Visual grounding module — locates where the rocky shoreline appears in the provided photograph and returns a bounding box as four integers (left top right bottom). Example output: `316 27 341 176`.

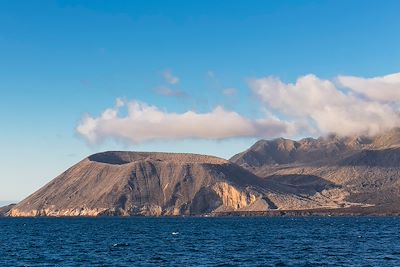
213 206 400 217
3 204 400 218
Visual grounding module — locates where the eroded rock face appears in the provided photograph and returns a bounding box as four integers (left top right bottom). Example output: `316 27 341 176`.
188 182 258 214
212 182 257 210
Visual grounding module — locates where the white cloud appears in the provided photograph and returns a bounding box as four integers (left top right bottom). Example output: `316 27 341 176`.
76 99 294 144
223 87 237 96
336 72 400 102
162 70 179 84
77 72 400 144
250 74 400 137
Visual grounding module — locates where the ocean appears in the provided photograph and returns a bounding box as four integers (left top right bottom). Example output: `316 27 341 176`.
1 217 399 266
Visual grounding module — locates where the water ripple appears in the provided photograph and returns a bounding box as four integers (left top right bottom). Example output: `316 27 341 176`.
0 217 399 266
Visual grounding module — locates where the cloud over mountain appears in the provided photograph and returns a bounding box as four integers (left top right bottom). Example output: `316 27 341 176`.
337 72 400 102
250 73 400 137
77 72 400 144
76 99 294 144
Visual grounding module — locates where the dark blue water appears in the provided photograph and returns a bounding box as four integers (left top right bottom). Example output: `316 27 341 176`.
1 217 399 266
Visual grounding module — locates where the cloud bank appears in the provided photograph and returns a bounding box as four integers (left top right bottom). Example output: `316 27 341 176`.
77 72 400 144
337 72 400 103
77 100 294 144
250 73 400 137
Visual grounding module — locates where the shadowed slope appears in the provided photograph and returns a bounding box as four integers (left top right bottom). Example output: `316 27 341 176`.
0 204 15 216
339 148 400 167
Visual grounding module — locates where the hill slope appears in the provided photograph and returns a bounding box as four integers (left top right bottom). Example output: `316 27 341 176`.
9 151 371 217
9 152 272 216
230 128 400 212
231 128 400 168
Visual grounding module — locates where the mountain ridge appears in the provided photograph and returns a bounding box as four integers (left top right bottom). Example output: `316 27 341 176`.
230 128 400 168
229 128 400 214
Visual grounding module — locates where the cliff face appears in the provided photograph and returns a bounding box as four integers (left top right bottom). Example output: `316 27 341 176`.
9 152 265 217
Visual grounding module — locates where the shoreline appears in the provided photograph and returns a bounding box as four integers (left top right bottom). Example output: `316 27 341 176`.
3 205 400 218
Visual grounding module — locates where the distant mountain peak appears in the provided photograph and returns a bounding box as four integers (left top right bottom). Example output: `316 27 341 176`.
230 128 400 167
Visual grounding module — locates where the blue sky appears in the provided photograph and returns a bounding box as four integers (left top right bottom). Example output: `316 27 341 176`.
1 0 400 202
